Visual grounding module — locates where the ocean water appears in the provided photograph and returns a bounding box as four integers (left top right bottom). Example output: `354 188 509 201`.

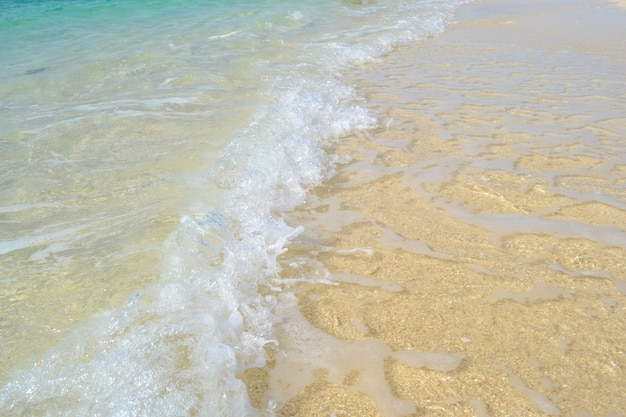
0 0 467 415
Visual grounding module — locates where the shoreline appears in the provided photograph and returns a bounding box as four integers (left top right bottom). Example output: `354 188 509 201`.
254 0 626 416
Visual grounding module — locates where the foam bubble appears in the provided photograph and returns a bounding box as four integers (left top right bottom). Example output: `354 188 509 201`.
0 1 470 415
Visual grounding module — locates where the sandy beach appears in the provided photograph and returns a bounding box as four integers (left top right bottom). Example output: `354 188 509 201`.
0 0 621 414
241 0 626 416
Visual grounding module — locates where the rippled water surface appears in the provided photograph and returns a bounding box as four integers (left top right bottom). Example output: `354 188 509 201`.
0 0 468 415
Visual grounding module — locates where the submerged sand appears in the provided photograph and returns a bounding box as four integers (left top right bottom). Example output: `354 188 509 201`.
246 0 626 416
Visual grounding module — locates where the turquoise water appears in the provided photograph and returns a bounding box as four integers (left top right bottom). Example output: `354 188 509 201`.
0 0 466 415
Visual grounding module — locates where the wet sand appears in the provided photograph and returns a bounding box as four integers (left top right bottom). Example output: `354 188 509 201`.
247 0 626 416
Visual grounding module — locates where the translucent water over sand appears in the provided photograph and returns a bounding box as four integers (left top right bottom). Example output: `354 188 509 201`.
274 0 626 415
2 0 624 415
0 0 468 415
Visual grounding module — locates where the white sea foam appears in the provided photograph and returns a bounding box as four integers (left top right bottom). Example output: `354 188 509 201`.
0 0 468 415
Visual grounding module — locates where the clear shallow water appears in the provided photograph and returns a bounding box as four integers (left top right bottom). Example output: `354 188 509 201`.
0 0 467 415
274 1 626 414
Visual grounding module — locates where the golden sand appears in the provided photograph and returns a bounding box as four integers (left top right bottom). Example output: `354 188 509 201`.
243 0 626 416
